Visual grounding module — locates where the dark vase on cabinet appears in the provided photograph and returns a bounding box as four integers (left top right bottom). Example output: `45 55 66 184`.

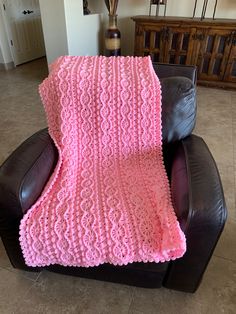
132 16 236 89
105 15 121 56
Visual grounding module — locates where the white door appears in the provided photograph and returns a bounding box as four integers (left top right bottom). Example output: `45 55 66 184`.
2 0 45 65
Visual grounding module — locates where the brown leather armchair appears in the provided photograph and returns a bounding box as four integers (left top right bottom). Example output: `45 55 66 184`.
0 63 227 293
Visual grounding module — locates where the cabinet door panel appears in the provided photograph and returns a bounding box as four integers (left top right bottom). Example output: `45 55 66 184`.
197 29 232 81
188 29 206 66
164 27 196 65
134 24 165 62
224 35 236 83
134 24 145 56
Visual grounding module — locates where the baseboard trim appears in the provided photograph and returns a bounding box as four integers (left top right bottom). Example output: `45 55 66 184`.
0 61 15 71
198 79 236 90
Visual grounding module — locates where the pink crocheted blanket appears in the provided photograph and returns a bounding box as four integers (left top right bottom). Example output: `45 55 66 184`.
19 56 186 267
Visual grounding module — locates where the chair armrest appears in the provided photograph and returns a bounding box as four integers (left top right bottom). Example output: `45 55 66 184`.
164 135 227 293
0 128 58 218
0 129 57 269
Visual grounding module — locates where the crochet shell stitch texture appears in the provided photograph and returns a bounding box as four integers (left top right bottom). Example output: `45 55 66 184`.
19 56 186 267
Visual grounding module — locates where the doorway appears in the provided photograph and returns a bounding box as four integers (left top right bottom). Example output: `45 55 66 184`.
1 0 45 66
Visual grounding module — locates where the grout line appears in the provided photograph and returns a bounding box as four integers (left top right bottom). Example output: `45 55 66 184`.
20 279 38 301
0 265 8 271
127 287 135 314
0 263 41 283
213 253 236 264
35 271 43 282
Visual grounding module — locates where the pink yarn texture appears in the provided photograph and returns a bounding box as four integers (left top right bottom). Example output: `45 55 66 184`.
19 56 186 267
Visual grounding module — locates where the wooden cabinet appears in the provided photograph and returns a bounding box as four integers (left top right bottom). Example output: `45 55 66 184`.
196 29 233 82
224 33 236 83
132 16 236 89
165 26 196 65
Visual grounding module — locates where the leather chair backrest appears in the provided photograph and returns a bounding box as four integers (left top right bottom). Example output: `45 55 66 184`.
160 76 196 145
153 62 197 83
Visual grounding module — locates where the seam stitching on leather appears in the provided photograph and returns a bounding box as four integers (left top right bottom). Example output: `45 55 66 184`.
181 138 194 234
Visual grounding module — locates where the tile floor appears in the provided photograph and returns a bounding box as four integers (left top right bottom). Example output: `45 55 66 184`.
0 58 236 314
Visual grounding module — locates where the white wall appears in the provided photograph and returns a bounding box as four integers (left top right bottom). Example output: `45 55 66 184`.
64 0 101 56
2 0 235 65
39 0 101 65
39 0 68 65
90 0 236 56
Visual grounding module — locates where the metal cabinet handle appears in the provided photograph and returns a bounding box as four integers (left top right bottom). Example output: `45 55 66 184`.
161 27 170 41
225 31 236 46
22 9 34 15
231 31 236 46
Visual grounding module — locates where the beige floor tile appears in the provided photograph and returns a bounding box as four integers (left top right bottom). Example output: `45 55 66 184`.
0 58 47 163
194 89 233 166
17 271 133 314
231 92 236 104
195 256 236 314
129 288 207 314
197 87 232 106
214 219 236 263
195 98 232 131
129 256 236 314
0 240 41 282
0 239 12 269
217 165 236 222
0 267 35 314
